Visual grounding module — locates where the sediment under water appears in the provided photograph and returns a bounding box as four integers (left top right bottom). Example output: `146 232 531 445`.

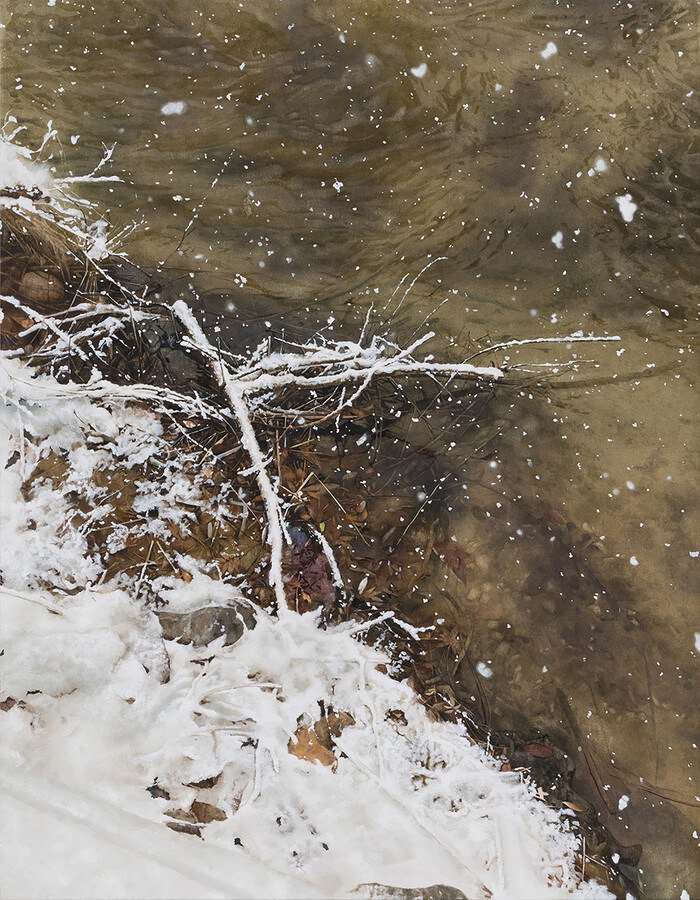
2 0 698 895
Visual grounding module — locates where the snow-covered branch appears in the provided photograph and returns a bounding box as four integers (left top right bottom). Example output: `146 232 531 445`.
167 297 619 612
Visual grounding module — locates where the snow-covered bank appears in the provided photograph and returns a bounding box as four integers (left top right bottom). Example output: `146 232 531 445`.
0 360 611 899
0 138 613 898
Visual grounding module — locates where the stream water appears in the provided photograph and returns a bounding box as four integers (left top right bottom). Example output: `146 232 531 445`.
2 0 698 895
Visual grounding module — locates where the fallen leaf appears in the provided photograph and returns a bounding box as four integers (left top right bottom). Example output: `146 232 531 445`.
288 724 338 768
288 709 355 769
434 540 473 585
191 800 227 823
522 741 555 758
563 800 585 813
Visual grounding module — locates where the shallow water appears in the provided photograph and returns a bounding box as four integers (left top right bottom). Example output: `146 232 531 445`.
2 0 698 894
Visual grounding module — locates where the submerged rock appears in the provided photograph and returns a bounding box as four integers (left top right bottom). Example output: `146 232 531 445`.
18 270 64 307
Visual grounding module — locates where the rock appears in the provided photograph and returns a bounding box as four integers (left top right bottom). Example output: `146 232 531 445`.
156 602 255 647
353 885 467 900
18 270 64 307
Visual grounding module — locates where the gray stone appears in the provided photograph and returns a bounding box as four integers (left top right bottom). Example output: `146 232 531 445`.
352 885 468 900
157 602 256 647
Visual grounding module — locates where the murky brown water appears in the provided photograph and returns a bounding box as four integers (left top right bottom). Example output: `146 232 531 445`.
2 0 698 894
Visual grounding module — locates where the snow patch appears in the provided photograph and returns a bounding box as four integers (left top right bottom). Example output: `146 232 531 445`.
615 194 638 223
160 100 187 116
476 661 494 679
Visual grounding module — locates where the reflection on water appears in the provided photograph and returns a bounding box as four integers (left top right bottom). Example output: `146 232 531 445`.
3 0 698 894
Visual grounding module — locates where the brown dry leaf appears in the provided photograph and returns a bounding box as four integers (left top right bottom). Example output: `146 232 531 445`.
190 799 227 823
164 807 201 836
313 710 355 747
385 708 408 726
288 709 355 769
563 800 585 813
288 723 338 769
343 406 371 419
0 697 27 712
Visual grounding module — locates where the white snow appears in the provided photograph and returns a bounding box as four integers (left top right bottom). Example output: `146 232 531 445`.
540 42 558 60
615 194 638 223
551 231 564 250
0 131 52 193
160 100 187 116
410 62 428 78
